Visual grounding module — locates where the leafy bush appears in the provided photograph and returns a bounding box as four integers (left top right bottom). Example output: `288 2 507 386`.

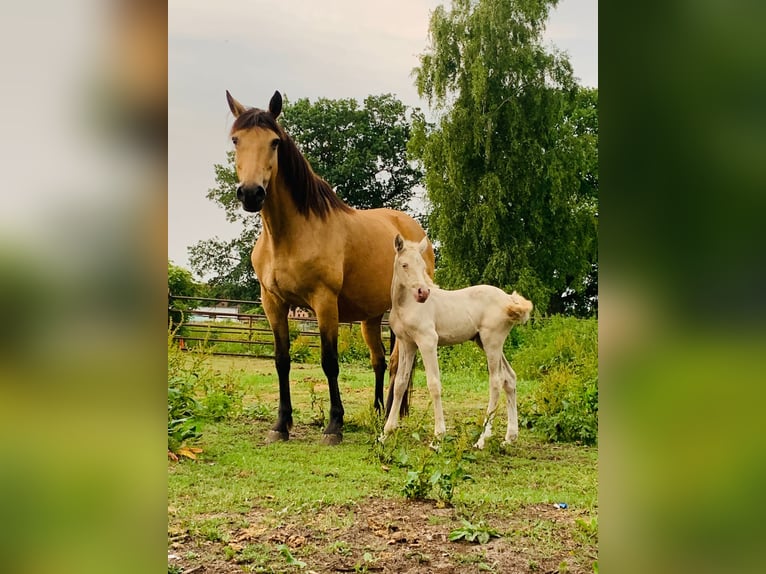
290 335 318 363
168 331 248 459
337 324 371 364
514 316 598 444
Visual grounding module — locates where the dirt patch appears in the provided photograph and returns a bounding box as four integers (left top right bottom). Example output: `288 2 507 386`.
168 498 596 573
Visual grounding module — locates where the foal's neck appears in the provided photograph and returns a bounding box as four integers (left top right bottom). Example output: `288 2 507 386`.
391 273 416 310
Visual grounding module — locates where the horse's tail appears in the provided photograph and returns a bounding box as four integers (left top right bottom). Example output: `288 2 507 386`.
506 291 533 324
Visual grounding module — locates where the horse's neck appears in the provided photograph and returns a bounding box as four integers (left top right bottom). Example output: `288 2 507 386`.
260 180 303 242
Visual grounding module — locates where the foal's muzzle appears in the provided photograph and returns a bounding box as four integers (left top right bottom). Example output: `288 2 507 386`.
236 184 267 212
415 286 430 303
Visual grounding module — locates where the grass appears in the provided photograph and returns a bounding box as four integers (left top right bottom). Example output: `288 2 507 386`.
168 353 598 573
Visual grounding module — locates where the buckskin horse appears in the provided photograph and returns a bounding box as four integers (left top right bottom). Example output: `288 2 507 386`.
226 90 435 444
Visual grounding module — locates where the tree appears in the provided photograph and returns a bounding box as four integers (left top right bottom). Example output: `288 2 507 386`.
411 0 598 315
280 94 422 210
189 94 423 298
168 260 202 330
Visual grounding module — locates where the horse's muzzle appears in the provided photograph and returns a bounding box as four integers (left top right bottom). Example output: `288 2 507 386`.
237 184 267 212
414 286 430 303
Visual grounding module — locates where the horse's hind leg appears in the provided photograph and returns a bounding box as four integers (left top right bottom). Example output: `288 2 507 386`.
262 292 292 443
500 355 519 444
385 336 414 418
475 343 506 449
361 316 386 412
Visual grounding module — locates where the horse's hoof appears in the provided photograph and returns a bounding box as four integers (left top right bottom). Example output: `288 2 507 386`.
265 430 289 443
320 433 342 446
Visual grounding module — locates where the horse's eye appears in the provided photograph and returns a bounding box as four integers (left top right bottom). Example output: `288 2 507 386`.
231 136 239 146
402 263 408 269
271 138 280 149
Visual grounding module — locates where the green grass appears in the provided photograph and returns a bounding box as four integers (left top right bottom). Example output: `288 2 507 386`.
168 352 598 573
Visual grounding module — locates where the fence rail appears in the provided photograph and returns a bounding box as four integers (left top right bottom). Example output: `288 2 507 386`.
169 294 390 358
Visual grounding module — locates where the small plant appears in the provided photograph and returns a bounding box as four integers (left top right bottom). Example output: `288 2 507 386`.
277 544 306 568
167 565 183 574
449 519 500 544
306 379 326 426
244 401 273 421
399 431 474 505
575 516 598 542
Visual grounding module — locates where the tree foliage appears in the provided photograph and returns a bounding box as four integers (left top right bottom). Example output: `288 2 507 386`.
280 94 422 210
168 260 203 329
189 95 423 298
411 0 598 315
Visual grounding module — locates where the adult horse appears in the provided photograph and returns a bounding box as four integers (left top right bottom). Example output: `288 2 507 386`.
226 90 435 444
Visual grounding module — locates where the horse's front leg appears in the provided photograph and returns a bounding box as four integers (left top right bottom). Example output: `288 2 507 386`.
382 338 417 438
315 298 344 445
262 292 292 443
418 336 446 442
385 337 415 417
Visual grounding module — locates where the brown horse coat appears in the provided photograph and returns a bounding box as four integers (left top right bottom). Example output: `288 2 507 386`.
226 90 434 443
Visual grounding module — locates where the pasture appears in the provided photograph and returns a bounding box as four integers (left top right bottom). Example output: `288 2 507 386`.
168 336 598 573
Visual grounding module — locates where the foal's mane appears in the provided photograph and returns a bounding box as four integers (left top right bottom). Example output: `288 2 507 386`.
231 108 352 219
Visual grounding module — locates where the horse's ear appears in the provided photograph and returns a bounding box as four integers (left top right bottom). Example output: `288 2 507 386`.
269 91 283 118
418 236 429 254
394 234 404 253
226 90 247 118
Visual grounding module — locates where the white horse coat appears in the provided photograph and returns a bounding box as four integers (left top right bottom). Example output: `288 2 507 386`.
382 235 533 448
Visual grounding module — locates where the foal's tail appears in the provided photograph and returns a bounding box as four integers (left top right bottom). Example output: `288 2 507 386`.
506 291 533 324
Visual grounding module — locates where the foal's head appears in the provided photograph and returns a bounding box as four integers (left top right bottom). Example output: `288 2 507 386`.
226 90 284 212
393 234 433 303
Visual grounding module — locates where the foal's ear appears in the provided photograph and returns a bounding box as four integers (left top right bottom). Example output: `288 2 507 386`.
269 91 283 118
394 234 404 253
226 90 247 118
417 236 429 254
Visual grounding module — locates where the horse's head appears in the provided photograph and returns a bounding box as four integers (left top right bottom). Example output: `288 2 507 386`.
226 90 284 212
393 234 432 303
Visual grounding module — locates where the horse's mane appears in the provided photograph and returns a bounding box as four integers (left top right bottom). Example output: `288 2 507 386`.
231 108 352 219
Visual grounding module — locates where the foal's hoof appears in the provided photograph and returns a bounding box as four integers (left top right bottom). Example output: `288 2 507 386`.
320 433 343 446
265 430 289 444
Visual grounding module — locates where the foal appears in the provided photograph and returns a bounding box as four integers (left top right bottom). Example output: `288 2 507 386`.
382 235 533 449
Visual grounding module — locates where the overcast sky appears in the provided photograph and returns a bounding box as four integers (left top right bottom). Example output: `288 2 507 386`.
168 0 597 274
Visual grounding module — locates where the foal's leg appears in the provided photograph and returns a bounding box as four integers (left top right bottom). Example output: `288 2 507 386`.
382 339 417 438
419 335 446 442
361 316 387 412
262 292 292 443
500 355 519 444
314 297 344 445
475 342 506 449
386 337 415 418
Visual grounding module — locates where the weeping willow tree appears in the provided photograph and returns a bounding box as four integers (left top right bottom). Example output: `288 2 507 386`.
411 0 598 315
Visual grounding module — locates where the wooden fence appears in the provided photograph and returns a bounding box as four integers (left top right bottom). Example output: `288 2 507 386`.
169 294 391 358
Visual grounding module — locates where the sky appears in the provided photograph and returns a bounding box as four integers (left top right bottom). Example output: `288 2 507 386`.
168 0 597 274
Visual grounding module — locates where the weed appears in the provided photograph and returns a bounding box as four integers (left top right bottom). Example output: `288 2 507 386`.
236 544 272 565
575 516 598 542
244 402 272 421
449 519 501 544
277 544 306 568
328 540 353 556
305 379 326 426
